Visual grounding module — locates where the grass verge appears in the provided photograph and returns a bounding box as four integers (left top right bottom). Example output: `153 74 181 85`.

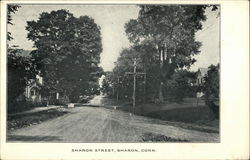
7 108 69 131
146 107 219 133
140 132 189 142
113 99 219 133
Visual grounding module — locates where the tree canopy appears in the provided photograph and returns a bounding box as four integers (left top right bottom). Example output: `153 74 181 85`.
104 5 219 102
26 10 103 102
125 5 206 68
7 5 20 41
124 5 212 101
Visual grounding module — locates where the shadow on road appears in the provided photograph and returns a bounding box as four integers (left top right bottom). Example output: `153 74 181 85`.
7 135 62 142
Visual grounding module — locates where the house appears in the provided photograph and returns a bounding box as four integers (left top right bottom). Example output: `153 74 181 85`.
25 74 43 102
196 68 209 86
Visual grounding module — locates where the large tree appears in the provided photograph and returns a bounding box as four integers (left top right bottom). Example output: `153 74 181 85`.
26 10 103 102
125 5 213 101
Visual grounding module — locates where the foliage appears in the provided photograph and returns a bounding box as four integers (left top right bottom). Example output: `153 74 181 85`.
203 64 219 99
101 5 219 103
8 108 68 131
8 48 36 113
26 10 103 102
164 70 196 102
47 94 69 106
7 5 20 41
203 64 220 118
101 72 114 97
109 47 197 103
7 5 37 112
124 5 213 101
109 47 151 102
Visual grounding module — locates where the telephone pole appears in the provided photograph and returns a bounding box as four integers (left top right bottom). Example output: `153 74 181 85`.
125 58 146 114
132 59 136 113
116 76 120 101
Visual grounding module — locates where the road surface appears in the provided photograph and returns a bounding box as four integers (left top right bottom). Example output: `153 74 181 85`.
7 105 219 142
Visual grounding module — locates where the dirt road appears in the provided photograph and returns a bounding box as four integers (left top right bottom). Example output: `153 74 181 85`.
7 105 219 142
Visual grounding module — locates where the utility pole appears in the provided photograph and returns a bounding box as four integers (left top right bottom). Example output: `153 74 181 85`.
116 76 120 102
125 58 146 115
132 60 136 113
143 73 146 103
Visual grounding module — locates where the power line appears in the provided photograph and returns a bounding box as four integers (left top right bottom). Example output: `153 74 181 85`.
196 22 218 37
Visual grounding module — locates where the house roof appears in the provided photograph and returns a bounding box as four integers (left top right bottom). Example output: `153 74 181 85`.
27 78 42 86
198 68 209 77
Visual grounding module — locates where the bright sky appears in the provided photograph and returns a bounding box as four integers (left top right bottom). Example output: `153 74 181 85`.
8 5 219 72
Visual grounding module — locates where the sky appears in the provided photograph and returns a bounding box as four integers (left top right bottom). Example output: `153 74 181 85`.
8 5 220 72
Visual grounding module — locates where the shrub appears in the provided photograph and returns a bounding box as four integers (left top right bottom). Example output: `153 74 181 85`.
164 70 196 102
8 99 47 114
203 64 220 119
48 95 69 106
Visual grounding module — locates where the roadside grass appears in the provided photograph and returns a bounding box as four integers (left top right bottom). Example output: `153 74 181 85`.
140 132 189 142
146 107 219 133
110 97 219 133
8 101 45 114
7 108 69 131
79 96 219 134
147 107 215 123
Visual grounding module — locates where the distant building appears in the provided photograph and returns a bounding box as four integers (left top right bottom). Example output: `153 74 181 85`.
25 75 43 102
196 68 209 86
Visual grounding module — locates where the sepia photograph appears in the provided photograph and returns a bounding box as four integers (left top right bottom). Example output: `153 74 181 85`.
5 4 221 143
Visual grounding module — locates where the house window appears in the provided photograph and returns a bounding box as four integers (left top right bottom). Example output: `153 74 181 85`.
30 88 37 96
31 90 35 96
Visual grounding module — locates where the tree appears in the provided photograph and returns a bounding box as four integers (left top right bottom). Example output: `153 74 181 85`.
110 46 158 102
7 5 20 41
7 5 37 112
112 48 142 101
26 10 103 102
203 64 220 118
164 70 196 102
8 48 36 107
101 72 114 97
125 5 215 101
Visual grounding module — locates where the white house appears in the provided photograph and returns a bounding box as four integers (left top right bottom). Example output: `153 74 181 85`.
196 68 209 86
25 75 43 102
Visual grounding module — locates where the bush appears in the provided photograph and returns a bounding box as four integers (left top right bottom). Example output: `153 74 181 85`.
8 97 51 114
203 64 219 119
164 70 196 102
48 95 69 106
206 99 219 119
8 100 31 114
